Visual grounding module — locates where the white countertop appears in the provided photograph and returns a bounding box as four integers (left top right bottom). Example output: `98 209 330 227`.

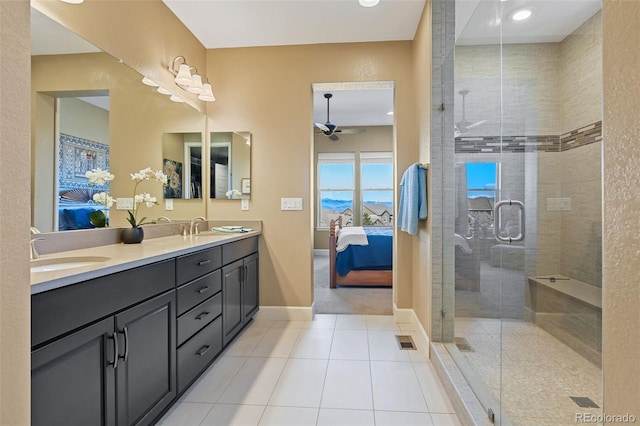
31 230 261 295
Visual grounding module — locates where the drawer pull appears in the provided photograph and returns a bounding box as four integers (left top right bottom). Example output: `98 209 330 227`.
195 312 210 321
198 259 211 266
196 345 211 356
196 286 210 294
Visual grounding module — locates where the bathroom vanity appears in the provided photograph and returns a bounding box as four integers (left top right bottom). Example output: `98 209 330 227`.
30 229 260 426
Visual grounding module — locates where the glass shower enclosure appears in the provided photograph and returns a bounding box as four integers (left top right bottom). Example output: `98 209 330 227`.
442 1 603 424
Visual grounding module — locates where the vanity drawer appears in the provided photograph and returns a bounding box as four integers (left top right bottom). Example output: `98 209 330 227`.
176 246 222 285
177 292 222 346
177 270 222 315
222 237 258 266
177 316 222 393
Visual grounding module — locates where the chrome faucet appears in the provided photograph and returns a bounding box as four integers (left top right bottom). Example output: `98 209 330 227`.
30 236 44 260
156 216 172 223
190 217 207 235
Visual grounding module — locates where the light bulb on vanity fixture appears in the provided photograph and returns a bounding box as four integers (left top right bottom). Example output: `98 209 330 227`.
168 56 216 102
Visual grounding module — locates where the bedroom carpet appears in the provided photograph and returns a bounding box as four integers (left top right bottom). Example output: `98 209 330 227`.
314 251 392 315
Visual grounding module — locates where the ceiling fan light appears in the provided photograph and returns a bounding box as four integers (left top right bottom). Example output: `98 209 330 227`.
174 64 193 86
358 0 380 7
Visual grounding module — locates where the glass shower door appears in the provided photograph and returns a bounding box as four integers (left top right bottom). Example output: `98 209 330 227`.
449 1 603 424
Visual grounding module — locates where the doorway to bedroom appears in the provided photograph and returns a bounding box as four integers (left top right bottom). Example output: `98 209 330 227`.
311 82 395 315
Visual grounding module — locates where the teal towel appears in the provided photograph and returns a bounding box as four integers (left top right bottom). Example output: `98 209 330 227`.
397 163 427 235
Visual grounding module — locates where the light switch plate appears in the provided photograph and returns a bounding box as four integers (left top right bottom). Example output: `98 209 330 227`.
241 199 249 211
116 197 134 210
280 197 303 210
165 199 174 211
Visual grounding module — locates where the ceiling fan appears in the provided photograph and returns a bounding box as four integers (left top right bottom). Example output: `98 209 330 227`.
314 93 366 141
455 89 486 137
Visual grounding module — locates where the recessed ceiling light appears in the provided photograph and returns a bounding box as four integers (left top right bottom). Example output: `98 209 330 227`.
387 111 394 116
512 9 532 21
359 0 380 7
60 0 84 4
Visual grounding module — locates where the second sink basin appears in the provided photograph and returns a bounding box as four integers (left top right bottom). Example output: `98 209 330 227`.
30 256 111 273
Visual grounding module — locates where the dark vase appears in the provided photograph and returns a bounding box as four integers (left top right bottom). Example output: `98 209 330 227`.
121 227 144 244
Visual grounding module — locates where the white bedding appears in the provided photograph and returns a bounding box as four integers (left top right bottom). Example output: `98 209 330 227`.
336 226 369 252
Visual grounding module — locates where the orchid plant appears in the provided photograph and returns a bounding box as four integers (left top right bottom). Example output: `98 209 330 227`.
86 167 168 228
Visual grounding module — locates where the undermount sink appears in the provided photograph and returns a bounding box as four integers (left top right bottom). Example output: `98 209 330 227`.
30 256 111 273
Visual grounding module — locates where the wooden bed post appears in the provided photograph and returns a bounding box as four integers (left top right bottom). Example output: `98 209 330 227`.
329 217 340 288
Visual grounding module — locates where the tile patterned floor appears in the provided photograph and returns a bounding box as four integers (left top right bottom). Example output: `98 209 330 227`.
453 318 602 426
157 314 461 426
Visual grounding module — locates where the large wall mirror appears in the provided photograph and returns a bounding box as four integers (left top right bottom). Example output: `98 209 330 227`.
210 132 251 199
31 7 206 232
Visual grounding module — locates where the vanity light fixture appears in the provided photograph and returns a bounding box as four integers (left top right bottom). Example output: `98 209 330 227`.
169 95 185 103
141 77 158 87
168 56 216 102
359 0 380 7
512 9 532 21
157 87 172 95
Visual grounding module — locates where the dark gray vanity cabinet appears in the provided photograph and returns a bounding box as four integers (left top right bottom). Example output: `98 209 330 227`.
31 259 177 426
222 237 259 345
175 247 224 393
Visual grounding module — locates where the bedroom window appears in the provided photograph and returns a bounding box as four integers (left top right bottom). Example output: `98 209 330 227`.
361 152 393 226
318 152 355 228
466 162 498 231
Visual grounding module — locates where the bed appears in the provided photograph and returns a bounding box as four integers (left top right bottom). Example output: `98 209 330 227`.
329 217 393 288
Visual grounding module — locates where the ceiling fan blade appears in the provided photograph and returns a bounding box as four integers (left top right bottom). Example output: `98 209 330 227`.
328 134 339 141
335 128 366 134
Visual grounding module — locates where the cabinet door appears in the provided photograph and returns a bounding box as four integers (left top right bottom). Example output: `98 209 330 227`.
222 259 243 346
242 253 259 322
32 317 116 426
115 291 176 426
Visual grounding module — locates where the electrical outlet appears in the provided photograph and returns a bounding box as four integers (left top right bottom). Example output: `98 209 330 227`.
116 197 133 210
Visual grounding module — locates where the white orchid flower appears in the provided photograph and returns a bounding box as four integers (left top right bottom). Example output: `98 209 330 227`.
154 170 168 185
85 168 114 185
92 192 115 208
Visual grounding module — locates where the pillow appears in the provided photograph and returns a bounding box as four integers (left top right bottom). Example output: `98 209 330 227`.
62 208 96 230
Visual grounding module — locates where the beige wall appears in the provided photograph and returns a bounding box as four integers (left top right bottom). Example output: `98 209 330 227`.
204 42 415 309
31 0 207 113
32 53 207 225
314 125 394 250
0 1 31 424
59 98 109 145
413 1 433 336
602 0 640 417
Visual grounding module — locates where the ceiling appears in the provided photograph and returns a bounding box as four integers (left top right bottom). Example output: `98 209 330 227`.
33 0 602 126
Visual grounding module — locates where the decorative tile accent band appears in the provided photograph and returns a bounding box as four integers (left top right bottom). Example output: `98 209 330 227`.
455 121 601 154
560 121 602 151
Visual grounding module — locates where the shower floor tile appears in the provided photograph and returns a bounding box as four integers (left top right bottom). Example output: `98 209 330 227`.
453 318 602 425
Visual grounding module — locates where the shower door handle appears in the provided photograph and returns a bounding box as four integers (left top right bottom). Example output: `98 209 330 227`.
494 200 525 243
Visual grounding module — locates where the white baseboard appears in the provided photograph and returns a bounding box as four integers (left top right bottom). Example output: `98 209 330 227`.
313 249 329 256
254 306 314 321
393 304 430 357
